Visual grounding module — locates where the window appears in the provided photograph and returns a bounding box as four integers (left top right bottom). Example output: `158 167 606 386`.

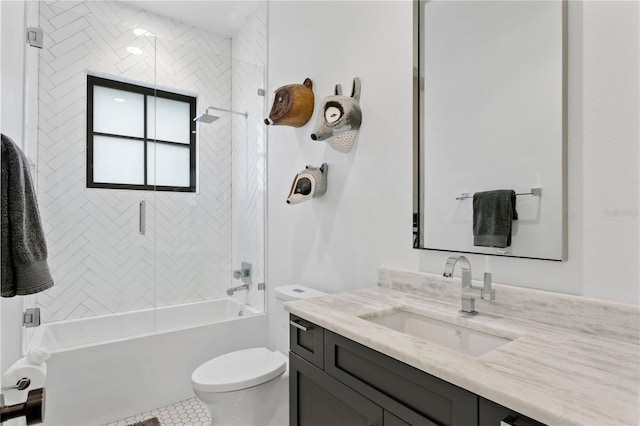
87 75 196 192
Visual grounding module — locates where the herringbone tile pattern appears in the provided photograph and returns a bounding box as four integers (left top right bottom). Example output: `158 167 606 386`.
35 0 265 322
231 4 267 311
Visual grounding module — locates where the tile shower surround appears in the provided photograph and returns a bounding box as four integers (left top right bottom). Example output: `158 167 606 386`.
35 0 266 322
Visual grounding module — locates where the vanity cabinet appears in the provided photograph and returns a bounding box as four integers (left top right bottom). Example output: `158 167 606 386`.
290 353 383 426
289 315 546 426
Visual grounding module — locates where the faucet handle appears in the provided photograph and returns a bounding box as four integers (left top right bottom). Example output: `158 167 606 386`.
481 272 495 301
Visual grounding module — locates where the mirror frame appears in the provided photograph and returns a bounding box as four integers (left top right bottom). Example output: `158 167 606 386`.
413 0 568 261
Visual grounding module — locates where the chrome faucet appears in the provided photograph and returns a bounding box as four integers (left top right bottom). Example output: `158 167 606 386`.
226 283 249 296
443 255 495 314
228 262 252 296
232 262 251 283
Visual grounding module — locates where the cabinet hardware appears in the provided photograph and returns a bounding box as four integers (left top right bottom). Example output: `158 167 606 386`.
290 321 311 332
501 415 517 426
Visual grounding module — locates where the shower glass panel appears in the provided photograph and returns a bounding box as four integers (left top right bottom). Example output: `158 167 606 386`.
21 1 159 352
151 34 267 313
22 0 266 353
230 57 267 312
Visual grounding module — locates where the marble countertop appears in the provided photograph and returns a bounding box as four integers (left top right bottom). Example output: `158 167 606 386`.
285 284 640 425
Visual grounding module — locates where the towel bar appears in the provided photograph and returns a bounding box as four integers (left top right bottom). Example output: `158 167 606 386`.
455 187 542 201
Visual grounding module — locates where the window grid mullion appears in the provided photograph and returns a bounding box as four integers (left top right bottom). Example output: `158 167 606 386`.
93 131 188 147
144 93 148 187
86 75 196 193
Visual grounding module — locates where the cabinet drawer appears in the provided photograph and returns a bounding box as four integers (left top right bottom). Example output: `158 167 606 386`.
290 314 324 369
325 330 477 426
290 352 383 426
479 397 546 426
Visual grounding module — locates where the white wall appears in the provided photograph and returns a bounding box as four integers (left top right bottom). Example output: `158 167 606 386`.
267 0 418 292
581 1 639 303
266 0 419 347
266 0 639 350
1 0 28 375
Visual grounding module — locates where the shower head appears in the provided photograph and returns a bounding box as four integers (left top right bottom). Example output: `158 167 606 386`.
194 106 248 124
193 112 220 123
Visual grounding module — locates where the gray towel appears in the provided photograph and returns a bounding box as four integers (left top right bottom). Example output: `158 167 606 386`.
1 134 54 297
472 189 518 248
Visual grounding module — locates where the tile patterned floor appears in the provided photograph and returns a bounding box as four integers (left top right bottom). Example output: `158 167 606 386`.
105 397 210 426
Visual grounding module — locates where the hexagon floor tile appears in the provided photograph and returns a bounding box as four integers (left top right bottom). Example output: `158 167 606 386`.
104 397 210 426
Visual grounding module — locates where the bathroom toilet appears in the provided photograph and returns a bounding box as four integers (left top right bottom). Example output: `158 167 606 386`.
191 285 326 426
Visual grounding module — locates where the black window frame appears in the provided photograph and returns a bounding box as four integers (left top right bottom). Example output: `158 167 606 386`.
87 75 197 192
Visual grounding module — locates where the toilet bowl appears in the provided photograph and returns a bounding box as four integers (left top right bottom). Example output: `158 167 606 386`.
191 285 326 426
192 347 288 426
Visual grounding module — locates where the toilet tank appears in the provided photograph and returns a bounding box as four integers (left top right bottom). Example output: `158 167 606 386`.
273 285 327 353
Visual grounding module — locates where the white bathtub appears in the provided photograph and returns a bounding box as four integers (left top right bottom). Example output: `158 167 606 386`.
28 298 268 426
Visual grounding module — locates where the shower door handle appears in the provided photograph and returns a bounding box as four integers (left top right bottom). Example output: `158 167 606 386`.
139 201 146 235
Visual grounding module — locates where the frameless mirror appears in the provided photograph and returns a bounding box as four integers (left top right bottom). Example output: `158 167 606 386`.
414 0 567 260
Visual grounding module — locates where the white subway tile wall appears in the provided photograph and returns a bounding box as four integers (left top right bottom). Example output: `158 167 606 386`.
36 0 266 321
231 3 267 312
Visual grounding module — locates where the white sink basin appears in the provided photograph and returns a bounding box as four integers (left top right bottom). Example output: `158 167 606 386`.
366 310 512 356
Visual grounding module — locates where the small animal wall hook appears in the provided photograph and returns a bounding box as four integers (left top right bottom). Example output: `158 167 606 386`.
286 163 329 205
310 77 362 153
265 78 315 127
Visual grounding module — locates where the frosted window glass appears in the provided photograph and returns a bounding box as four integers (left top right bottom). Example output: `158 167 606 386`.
93 86 144 137
93 136 144 184
147 97 190 144
147 142 190 187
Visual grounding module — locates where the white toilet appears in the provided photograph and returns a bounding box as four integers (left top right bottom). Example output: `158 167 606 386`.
191 285 326 426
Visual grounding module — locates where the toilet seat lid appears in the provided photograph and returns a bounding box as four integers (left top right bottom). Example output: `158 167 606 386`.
192 347 286 393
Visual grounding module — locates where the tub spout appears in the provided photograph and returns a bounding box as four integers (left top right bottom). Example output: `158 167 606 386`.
226 284 249 296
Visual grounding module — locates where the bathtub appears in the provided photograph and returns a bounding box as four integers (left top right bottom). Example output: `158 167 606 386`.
28 298 268 426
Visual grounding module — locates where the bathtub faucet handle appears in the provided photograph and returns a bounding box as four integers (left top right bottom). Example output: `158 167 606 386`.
232 262 252 285
232 269 249 279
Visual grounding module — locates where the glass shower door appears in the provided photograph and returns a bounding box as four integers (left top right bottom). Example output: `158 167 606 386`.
24 0 159 351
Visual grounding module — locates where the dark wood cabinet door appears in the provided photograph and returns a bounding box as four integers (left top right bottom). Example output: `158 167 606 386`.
290 314 324 369
383 410 413 426
290 352 383 426
324 331 477 426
